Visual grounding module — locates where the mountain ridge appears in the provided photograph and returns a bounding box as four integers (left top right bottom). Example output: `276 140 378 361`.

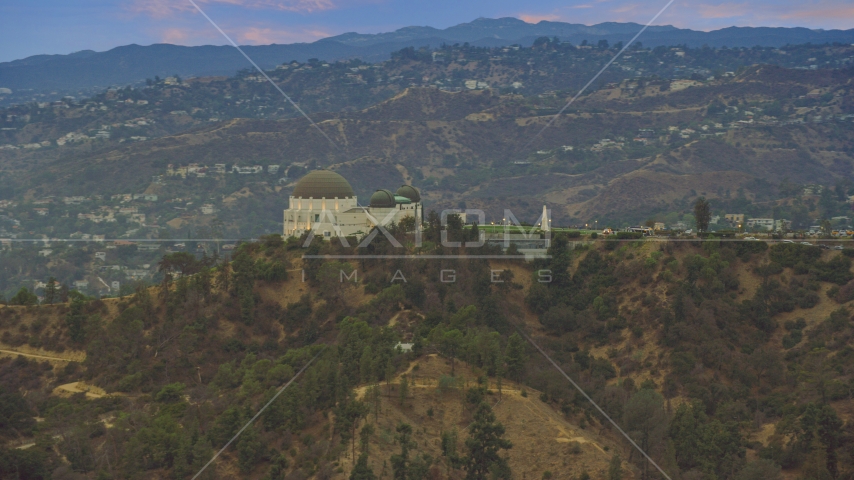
2 17 854 94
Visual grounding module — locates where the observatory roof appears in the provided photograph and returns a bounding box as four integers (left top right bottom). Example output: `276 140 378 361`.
369 189 396 208
292 170 355 199
395 185 421 203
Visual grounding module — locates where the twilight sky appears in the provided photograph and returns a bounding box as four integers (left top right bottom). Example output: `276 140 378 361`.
1 0 853 63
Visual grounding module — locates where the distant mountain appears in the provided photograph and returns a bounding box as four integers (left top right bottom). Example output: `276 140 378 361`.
2 17 853 93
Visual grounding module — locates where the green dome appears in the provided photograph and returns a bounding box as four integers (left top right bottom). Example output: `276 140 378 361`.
292 170 355 199
369 189 396 208
395 185 421 203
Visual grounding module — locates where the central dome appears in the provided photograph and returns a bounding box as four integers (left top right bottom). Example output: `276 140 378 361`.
292 170 355 199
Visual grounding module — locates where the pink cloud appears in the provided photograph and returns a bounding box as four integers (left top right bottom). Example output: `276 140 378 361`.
519 13 561 23
239 26 333 44
691 0 854 28
776 3 854 22
129 0 338 18
161 28 190 43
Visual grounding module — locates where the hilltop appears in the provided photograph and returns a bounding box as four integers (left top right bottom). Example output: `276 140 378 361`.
1 231 853 479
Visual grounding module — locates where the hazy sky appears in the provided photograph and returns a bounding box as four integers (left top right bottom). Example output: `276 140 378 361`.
1 0 853 63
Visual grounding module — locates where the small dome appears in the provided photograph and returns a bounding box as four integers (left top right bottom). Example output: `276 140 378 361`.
292 170 355 199
395 185 421 203
369 189 396 208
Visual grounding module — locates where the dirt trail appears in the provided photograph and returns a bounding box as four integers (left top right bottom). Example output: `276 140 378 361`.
0 348 81 362
52 382 111 399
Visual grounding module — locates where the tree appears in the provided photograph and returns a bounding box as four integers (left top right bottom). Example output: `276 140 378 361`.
391 423 414 480
439 329 463 376
9 287 38 306
217 257 231 293
608 453 623 480
734 459 782 480
816 405 843 478
623 389 668 480
694 197 712 233
66 297 88 343
237 424 265 474
464 402 512 480
504 333 527 381
158 251 202 276
337 398 368 461
399 376 409 407
44 277 58 304
441 430 462 477
351 454 377 480
360 424 374 456
368 384 382 420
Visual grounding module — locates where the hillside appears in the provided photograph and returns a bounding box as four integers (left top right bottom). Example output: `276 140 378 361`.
1 232 853 479
5 64 852 220
2 42 854 298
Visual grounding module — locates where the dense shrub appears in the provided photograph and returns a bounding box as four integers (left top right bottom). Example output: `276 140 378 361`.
769 244 821 268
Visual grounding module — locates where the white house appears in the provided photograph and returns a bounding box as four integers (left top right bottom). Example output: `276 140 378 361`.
747 218 775 231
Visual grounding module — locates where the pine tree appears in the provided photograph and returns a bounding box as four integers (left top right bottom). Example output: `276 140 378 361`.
441 430 461 477
237 424 265 474
399 376 409 407
360 424 374 456
44 277 58 304
504 333 527 381
464 402 512 480
350 454 377 480
694 197 711 233
266 451 289 480
391 423 414 480
608 453 623 480
360 345 373 383
217 257 231 293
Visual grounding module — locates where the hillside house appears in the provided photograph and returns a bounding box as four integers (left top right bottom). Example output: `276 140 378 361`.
775 219 792 231
747 218 775 231
725 214 745 225
232 165 264 174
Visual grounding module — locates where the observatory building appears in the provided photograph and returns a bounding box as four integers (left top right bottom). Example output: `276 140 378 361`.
283 170 422 239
